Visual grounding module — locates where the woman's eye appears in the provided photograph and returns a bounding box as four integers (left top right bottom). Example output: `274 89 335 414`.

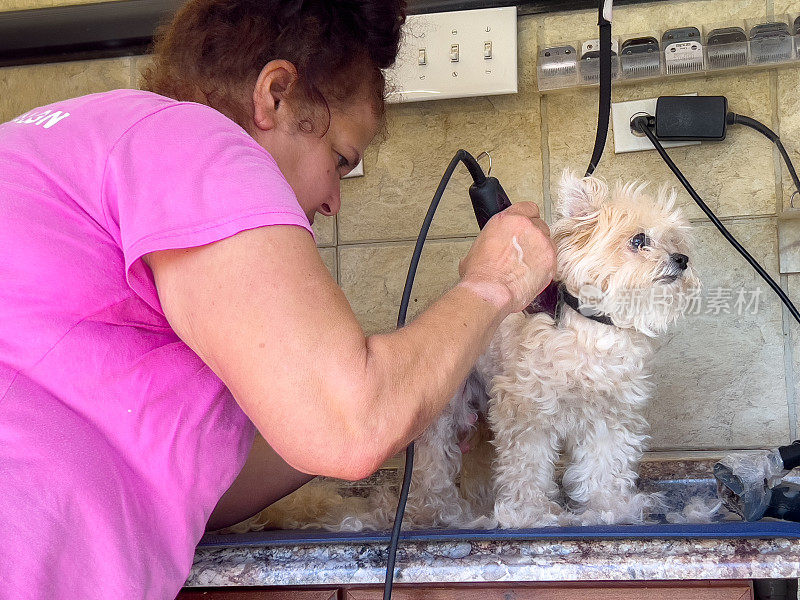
337 154 350 170
630 233 650 249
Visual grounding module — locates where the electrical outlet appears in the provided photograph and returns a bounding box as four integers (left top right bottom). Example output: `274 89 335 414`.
342 160 364 179
384 7 517 103
611 94 701 153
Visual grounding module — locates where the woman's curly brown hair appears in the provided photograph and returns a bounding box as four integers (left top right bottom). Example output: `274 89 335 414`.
141 0 406 132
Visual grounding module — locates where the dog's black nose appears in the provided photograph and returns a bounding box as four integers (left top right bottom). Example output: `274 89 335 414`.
670 253 689 270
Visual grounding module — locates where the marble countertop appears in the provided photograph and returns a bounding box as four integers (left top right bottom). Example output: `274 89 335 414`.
187 534 800 587
186 455 800 588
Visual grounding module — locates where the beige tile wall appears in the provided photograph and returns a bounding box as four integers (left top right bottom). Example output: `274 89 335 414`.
0 58 132 122
2 0 798 451
646 218 789 449
777 68 800 211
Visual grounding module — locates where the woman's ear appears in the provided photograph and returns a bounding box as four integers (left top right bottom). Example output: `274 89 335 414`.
252 60 299 132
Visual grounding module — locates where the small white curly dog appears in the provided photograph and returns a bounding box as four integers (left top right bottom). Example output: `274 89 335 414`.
229 171 701 533
404 171 700 529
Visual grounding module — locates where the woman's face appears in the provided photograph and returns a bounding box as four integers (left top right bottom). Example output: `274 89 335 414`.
251 62 382 225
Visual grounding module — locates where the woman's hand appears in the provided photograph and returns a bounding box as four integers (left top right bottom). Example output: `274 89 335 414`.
458 202 557 314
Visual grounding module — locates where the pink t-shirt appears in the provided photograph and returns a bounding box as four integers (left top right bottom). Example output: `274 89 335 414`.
0 89 314 598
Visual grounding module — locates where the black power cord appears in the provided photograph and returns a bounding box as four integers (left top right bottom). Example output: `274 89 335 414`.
727 112 800 200
632 114 800 326
384 149 490 600
585 0 612 177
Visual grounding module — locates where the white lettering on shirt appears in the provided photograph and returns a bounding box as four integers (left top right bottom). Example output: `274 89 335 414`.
11 109 70 129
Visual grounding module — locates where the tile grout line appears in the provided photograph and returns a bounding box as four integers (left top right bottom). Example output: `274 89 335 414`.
782 273 798 441
540 93 553 224
130 57 137 89
535 18 553 225
338 236 478 250
769 62 796 440
335 245 341 286
336 214 787 247
771 69 783 215
333 215 341 285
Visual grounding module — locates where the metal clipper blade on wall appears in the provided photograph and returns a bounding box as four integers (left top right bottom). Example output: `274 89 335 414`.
749 22 794 64
579 38 619 83
662 26 704 74
620 36 661 78
706 27 748 69
537 45 578 87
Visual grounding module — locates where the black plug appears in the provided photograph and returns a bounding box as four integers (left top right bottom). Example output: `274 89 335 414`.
644 96 729 141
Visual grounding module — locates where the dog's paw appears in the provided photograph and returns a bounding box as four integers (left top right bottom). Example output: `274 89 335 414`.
495 499 563 528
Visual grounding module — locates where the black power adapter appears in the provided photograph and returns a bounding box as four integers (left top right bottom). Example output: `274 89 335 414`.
653 95 729 141
631 94 800 197
629 96 800 326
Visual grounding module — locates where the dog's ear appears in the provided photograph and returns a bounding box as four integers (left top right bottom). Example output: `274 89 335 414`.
556 170 607 218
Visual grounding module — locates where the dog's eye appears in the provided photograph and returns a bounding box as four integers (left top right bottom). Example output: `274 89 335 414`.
630 233 650 250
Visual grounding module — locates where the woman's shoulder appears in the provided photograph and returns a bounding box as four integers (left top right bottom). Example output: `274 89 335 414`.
3 88 244 152
81 89 242 136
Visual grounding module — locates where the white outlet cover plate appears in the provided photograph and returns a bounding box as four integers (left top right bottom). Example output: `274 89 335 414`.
612 94 701 153
342 159 364 179
385 6 517 103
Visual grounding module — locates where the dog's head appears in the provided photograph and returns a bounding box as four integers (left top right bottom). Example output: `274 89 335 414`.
552 170 701 336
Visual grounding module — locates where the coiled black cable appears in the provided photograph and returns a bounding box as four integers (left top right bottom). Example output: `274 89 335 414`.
632 115 800 326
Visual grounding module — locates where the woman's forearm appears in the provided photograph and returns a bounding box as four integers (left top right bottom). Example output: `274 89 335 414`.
339 282 508 474
147 213 554 482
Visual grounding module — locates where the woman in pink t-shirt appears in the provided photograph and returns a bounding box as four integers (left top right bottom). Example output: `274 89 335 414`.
0 0 555 597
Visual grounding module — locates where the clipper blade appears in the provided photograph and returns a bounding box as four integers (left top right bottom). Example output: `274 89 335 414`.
749 22 794 64
538 45 578 88
707 27 748 69
620 36 661 78
579 38 619 83
663 27 704 74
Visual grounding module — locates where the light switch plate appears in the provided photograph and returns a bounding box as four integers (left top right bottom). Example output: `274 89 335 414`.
385 7 518 103
612 94 701 153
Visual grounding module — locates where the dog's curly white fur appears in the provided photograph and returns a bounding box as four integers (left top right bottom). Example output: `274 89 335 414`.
230 171 700 532
406 171 700 529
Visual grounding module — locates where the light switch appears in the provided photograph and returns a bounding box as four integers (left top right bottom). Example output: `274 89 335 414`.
384 6 518 104
450 44 460 62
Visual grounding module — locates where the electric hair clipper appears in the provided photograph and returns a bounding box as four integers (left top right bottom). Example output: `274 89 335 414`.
469 175 511 229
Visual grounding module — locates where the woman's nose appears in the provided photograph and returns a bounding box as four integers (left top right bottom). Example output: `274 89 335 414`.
319 190 341 217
